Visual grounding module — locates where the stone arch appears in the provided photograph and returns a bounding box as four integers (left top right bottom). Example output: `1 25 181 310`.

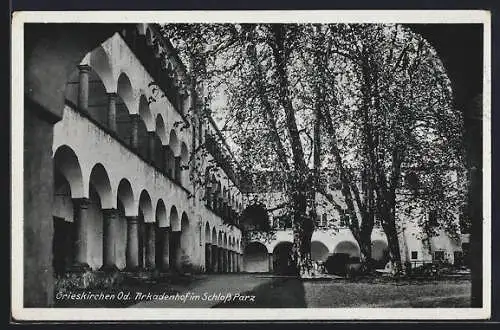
155 114 167 144
180 142 189 185
64 61 110 127
156 199 168 228
178 212 191 270
88 45 115 93
117 72 135 114
88 163 114 209
311 241 330 262
205 222 211 243
334 241 361 258
170 205 180 232
371 240 389 265
168 129 180 156
138 190 153 223
116 178 135 216
218 231 223 246
212 228 217 246
243 241 269 273
273 241 295 275
53 145 84 198
164 145 175 178
139 94 154 131
52 146 84 275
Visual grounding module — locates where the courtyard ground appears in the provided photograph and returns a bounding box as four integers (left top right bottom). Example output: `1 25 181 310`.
212 275 471 308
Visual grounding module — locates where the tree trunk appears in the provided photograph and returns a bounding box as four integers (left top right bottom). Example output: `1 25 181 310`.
381 215 402 274
290 178 314 277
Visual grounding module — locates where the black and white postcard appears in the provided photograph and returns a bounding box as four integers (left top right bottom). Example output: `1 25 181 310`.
11 10 491 321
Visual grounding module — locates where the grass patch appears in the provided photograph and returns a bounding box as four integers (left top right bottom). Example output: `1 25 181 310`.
303 278 471 308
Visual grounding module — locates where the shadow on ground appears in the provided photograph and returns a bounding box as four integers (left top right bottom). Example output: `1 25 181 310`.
213 277 307 308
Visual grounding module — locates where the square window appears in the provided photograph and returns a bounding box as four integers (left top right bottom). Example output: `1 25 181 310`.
411 251 418 260
434 250 445 261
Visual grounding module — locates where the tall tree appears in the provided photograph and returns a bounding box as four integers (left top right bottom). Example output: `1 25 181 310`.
161 23 467 277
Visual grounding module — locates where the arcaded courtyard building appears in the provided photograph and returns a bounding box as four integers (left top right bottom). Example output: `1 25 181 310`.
22 23 470 307
50 24 245 274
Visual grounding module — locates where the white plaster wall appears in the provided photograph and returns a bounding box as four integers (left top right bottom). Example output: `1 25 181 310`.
54 106 191 221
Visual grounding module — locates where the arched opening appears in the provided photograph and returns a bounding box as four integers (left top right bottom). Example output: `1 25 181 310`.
53 145 84 197
273 242 295 275
78 163 112 271
204 222 211 243
150 133 163 168
169 206 180 271
217 231 223 273
89 164 113 270
334 241 360 258
212 228 217 245
155 199 168 269
139 94 154 131
89 164 113 208
169 130 180 182
52 160 78 276
65 47 114 129
52 146 83 274
222 232 228 273
204 222 211 273
178 212 191 272
311 241 329 262
180 142 189 186
116 73 133 144
243 242 269 273
136 115 149 160
138 190 153 269
116 179 134 270
115 199 127 270
117 179 134 215
154 115 166 169
371 240 389 269
325 241 361 276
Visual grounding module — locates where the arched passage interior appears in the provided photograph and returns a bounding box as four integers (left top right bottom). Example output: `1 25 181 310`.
273 242 295 275
243 242 269 273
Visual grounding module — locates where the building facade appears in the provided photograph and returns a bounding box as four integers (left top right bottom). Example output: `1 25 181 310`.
239 171 465 274
50 24 245 277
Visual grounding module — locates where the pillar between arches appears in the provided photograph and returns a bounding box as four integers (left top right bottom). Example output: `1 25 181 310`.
77 64 91 112
101 208 119 271
126 216 140 270
71 197 91 271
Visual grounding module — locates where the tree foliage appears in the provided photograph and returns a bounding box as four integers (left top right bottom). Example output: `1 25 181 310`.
160 23 467 276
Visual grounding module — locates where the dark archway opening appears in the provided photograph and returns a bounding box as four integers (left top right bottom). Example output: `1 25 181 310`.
273 242 295 275
243 242 269 273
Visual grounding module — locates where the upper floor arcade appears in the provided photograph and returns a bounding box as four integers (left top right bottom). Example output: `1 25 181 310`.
57 23 247 232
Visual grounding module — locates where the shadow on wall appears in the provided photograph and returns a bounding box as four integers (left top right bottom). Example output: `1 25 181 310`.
212 277 307 308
